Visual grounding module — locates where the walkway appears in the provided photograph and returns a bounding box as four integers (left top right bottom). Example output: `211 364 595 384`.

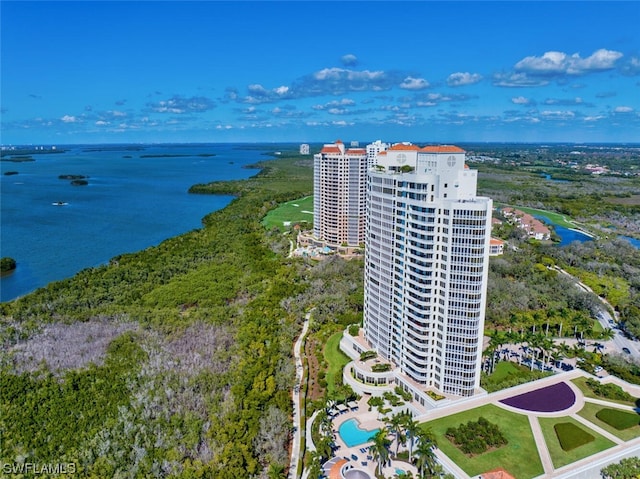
289 311 311 479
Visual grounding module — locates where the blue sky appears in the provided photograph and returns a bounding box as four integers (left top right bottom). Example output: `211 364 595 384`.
1 1 639 144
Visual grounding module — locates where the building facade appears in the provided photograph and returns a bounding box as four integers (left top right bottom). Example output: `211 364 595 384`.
366 140 389 168
363 145 492 397
313 140 368 247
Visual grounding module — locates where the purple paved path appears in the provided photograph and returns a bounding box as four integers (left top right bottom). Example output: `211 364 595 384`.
500 381 576 412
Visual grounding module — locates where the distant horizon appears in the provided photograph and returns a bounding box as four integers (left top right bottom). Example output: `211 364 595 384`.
3 140 640 148
2 2 638 144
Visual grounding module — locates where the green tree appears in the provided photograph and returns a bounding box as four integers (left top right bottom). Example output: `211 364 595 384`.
0 257 16 272
369 428 391 476
404 417 421 463
600 456 640 479
414 430 438 479
387 412 408 457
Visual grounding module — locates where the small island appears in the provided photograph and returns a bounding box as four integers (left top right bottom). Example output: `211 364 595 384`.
1 257 17 274
59 174 88 180
59 174 89 186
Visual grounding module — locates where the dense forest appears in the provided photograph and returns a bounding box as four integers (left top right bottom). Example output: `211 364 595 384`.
1 152 316 478
1 144 639 477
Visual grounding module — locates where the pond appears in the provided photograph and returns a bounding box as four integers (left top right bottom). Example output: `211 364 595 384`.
619 235 640 249
532 215 593 246
553 225 594 246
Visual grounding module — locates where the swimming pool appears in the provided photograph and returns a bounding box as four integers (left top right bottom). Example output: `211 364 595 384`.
338 418 379 447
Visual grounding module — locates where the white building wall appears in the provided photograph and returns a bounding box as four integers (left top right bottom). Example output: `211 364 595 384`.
366 140 389 168
364 146 492 397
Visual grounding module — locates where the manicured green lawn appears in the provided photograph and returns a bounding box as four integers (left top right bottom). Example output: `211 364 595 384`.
422 404 543 479
262 195 314 230
577 402 640 441
497 203 578 229
538 416 616 468
490 361 520 382
481 360 550 393
324 331 351 397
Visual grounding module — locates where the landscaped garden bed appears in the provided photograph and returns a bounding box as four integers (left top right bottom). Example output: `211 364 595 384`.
577 401 640 441
538 416 616 468
446 417 508 456
554 422 594 451
595 408 640 430
572 377 639 407
500 382 575 412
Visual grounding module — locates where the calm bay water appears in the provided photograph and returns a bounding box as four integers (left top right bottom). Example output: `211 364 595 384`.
1 144 271 301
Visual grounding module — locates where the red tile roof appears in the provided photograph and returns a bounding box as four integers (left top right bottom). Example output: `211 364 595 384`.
321 146 342 154
481 468 515 479
421 145 465 153
389 143 420 151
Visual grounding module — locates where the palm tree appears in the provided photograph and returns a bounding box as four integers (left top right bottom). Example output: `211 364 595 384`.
413 430 437 479
387 412 408 457
525 332 541 370
483 342 496 374
600 327 615 341
369 428 391 476
538 336 554 371
316 435 333 462
306 450 323 479
267 464 286 479
404 417 421 463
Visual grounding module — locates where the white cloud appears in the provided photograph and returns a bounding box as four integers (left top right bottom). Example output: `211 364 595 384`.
540 110 576 119
416 101 437 107
341 54 358 66
61 115 78 123
515 48 623 76
95 120 110 126
614 106 633 113
314 67 385 82
147 95 216 113
511 96 530 105
620 56 640 76
399 76 430 90
312 98 356 111
447 72 482 87
493 72 549 87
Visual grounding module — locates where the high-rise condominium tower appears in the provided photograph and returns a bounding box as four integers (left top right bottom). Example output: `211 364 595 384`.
364 144 492 397
313 140 368 247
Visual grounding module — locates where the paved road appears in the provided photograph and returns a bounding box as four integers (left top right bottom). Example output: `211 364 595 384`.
553 266 639 357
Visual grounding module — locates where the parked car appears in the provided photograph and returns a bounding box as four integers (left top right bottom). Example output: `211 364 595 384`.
622 347 631 354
